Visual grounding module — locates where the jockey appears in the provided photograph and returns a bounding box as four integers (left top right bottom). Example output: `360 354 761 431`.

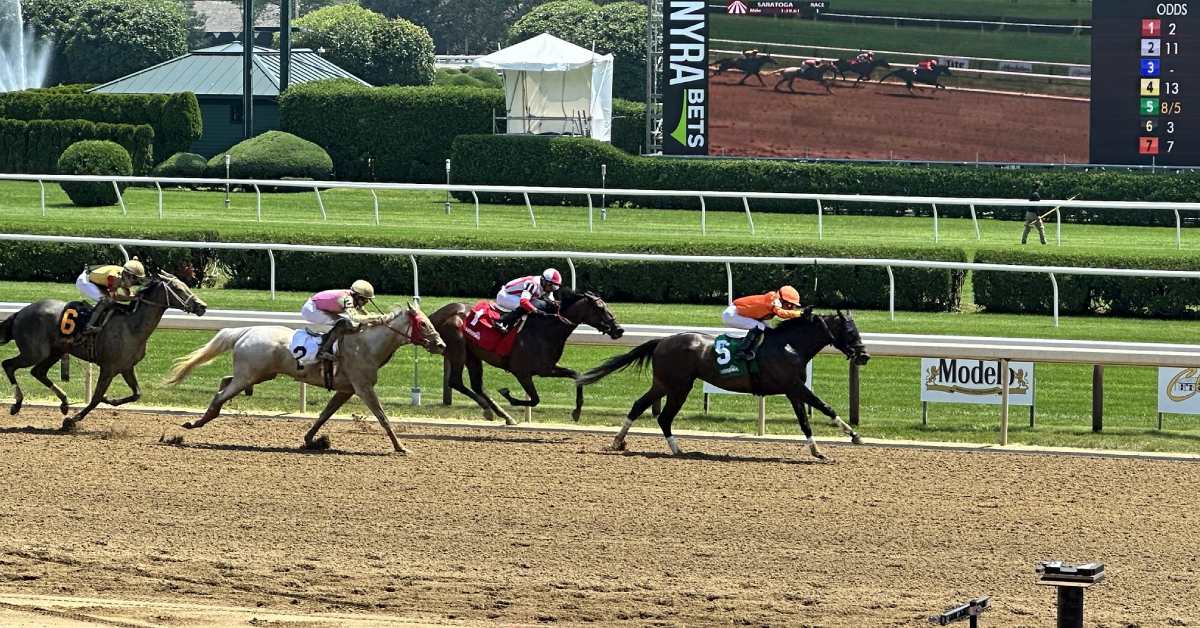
855 51 875 64
721 285 804 361
742 49 759 58
76 258 147 336
300 279 379 361
493 268 562 334
917 58 938 72
802 58 821 68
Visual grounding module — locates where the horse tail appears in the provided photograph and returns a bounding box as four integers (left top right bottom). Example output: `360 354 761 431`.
576 339 659 387
165 327 250 385
0 316 11 345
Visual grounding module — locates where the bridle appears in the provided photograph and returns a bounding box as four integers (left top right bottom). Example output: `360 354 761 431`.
816 314 862 361
136 274 202 312
381 309 428 345
579 293 620 336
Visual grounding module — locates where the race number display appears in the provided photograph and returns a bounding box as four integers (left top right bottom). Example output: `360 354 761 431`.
1092 1 1200 165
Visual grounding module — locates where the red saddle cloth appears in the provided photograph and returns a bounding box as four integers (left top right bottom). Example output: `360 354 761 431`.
461 301 519 357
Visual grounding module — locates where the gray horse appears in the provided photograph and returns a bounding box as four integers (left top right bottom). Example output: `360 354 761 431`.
1 271 207 429
165 303 445 453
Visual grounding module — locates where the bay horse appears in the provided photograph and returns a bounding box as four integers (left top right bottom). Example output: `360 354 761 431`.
577 311 869 460
430 290 623 425
773 61 838 94
880 64 953 94
1 270 206 430
711 54 779 86
834 56 891 86
166 303 445 453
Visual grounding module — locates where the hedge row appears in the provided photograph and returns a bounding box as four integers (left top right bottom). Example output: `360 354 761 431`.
0 229 967 312
449 135 1200 225
0 118 154 174
973 248 1200 318
278 80 645 183
0 91 201 160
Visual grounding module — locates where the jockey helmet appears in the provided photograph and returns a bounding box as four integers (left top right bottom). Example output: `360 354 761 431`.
541 268 563 290
778 285 801 308
122 258 146 280
350 279 375 300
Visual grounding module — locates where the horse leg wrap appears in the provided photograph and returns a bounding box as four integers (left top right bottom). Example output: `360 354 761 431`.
666 436 682 455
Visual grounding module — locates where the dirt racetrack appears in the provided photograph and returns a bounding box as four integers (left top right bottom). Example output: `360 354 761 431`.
709 75 1090 163
0 407 1197 627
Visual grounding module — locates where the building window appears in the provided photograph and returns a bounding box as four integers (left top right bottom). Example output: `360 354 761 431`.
230 102 243 123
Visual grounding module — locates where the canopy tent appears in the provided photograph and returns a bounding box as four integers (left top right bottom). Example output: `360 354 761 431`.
473 33 613 142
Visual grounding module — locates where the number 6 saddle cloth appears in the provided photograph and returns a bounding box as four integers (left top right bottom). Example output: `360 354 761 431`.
713 333 761 379
57 301 95 339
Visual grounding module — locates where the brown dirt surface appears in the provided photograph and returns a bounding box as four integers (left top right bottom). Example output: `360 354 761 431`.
709 75 1090 163
0 406 1197 627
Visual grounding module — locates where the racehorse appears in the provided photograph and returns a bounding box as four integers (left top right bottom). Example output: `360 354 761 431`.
834 56 891 86
711 54 779 86
577 311 869 460
1 270 207 430
773 61 839 94
879 64 953 94
430 289 623 425
166 303 444 453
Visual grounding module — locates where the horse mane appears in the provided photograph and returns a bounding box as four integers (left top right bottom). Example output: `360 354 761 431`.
558 289 598 308
775 311 840 332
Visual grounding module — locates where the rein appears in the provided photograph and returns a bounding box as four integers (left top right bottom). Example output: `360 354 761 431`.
136 277 199 311
380 310 426 345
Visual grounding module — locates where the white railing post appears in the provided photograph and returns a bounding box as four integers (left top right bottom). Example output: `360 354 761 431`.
742 197 755 235
886 265 895 321
523 192 536 228
725 262 734 304
969 203 980 240
409 254 420 300
118 245 129 263
314 186 327 220
1175 209 1182 249
253 184 261 222
155 181 163 219
113 181 127 216
1055 207 1062 246
700 195 707 235
931 203 939 243
817 199 824 240
444 159 452 215
268 249 276 300
587 194 593 233
567 258 576 291
471 191 480 228
371 189 380 226
38 180 45 217
300 382 307 413
1049 272 1059 327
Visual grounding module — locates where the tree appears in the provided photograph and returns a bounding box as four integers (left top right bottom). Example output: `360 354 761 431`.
508 0 647 100
361 0 541 54
293 4 435 86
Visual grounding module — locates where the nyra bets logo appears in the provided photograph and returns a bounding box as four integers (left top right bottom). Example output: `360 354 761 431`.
664 0 708 154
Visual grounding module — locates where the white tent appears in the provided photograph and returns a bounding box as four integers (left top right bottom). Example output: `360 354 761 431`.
473 33 613 142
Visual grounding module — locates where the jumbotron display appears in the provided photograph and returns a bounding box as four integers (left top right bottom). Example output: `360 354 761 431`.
661 0 1200 166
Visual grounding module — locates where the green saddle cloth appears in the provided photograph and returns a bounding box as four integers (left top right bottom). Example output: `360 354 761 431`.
713 334 761 379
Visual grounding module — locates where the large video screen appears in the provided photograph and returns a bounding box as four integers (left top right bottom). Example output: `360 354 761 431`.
662 0 1198 166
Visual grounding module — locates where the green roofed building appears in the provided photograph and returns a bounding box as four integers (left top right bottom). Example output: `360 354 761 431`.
88 43 369 156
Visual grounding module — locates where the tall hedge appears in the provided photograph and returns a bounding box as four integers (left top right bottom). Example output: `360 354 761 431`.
280 80 502 181
450 135 1200 223
974 248 1200 318
0 118 154 174
0 91 201 159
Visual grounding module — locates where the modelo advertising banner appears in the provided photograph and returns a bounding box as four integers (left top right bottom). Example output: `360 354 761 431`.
663 0 709 155
920 358 1035 406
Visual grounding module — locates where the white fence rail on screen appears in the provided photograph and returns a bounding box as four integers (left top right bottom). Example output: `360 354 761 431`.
815 12 1091 33
3 303 1197 446
1 173 1197 248
5 233 1200 329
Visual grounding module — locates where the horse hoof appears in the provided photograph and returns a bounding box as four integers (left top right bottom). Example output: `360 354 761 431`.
181 422 195 430
303 435 331 451
9 402 21 416
503 416 518 426
609 441 626 452
60 419 78 433
394 445 410 455
571 409 582 422
813 452 828 461
851 434 863 445
59 403 69 416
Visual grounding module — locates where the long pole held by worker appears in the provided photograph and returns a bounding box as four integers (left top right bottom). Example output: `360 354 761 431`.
1039 194 1079 221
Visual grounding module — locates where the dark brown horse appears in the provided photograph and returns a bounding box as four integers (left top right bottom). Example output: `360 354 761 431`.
880 64 953 94
773 61 839 94
431 290 624 425
834 56 891 86
577 311 869 459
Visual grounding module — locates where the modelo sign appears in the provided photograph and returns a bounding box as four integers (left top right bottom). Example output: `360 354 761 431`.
1158 367 1200 414
920 358 1034 406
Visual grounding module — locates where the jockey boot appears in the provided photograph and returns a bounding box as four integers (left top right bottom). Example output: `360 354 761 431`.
735 327 765 362
493 309 524 334
80 299 113 336
316 318 352 362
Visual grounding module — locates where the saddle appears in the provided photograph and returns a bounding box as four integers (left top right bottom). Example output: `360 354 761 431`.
461 301 522 358
713 333 762 379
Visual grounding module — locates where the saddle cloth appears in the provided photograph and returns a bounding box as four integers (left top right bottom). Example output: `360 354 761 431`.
58 301 94 338
461 300 519 358
289 329 337 367
713 333 760 379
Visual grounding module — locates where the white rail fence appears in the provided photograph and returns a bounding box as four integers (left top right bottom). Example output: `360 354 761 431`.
816 12 1091 33
2 303 1196 446
1 173 1196 248
5 233 1200 329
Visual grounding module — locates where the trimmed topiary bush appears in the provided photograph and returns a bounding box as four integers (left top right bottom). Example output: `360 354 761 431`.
434 68 502 89
205 131 333 182
152 152 207 178
57 140 133 206
292 5 435 86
